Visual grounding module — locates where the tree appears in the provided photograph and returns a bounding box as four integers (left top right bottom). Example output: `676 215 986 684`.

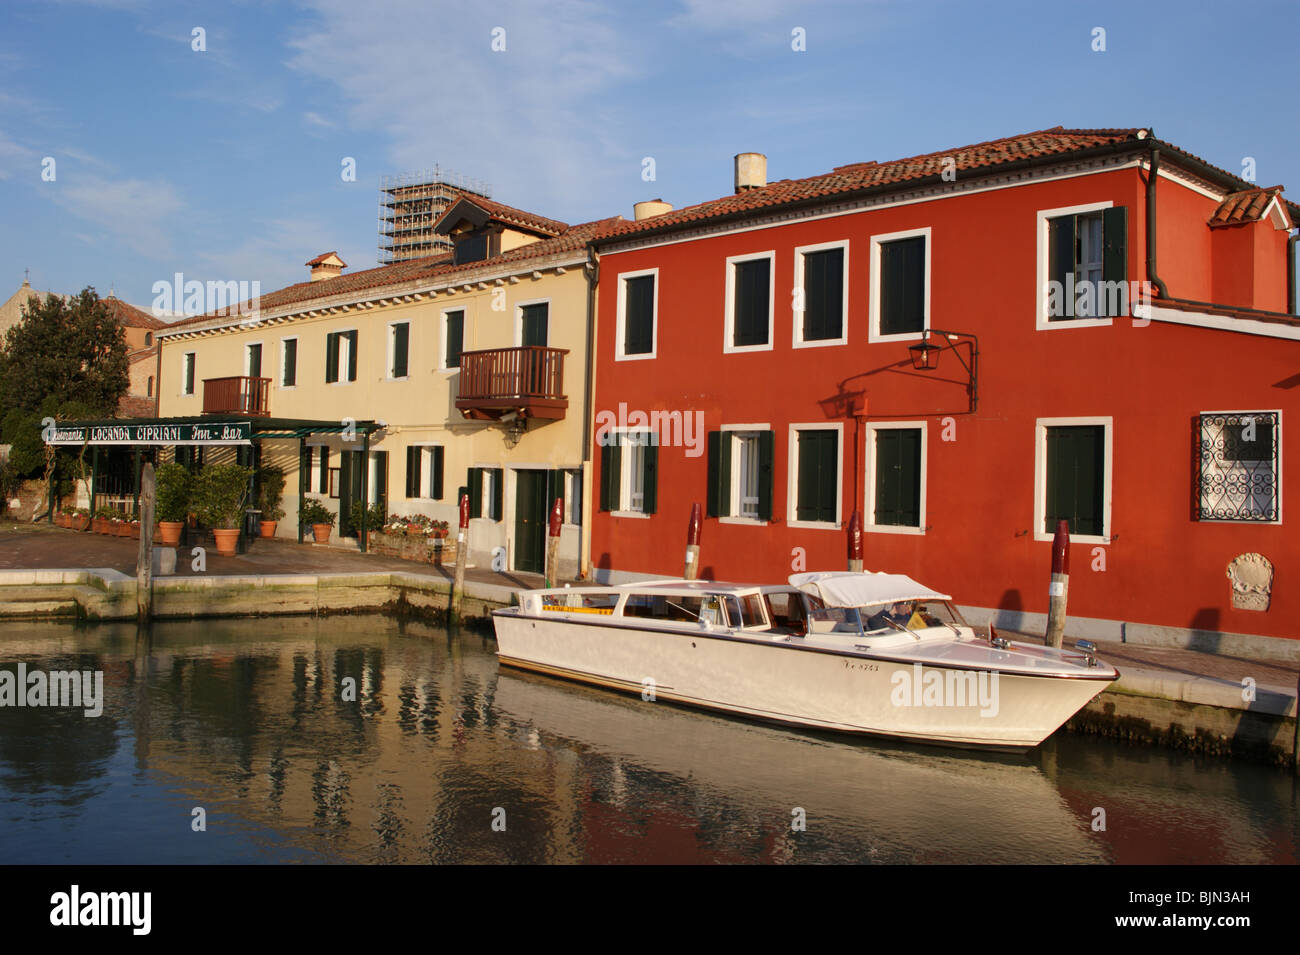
0 288 129 420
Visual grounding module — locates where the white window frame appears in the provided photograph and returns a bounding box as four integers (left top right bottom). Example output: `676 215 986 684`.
786 422 843 530
280 336 298 389
1033 416 1113 544
792 240 849 348
863 420 927 536
386 320 410 381
565 468 583 526
1035 200 1115 331
615 268 659 361
868 227 931 343
1197 409 1283 526
724 251 776 354
718 422 771 526
329 327 358 385
611 428 653 519
440 306 466 373
181 352 196 396
244 340 264 379
514 297 551 347
306 441 327 498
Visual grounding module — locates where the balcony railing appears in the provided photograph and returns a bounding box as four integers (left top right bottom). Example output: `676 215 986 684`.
455 346 568 420
202 376 271 417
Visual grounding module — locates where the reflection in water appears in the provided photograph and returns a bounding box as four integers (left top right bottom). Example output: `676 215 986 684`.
0 616 1295 864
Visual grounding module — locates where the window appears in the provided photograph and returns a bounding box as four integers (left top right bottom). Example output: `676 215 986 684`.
147 376 154 398
144 332 152 347
1035 417 1112 542
182 353 196 395
1197 412 1280 523
519 302 548 347
442 310 464 371
468 467 504 521
617 271 657 359
406 445 445 500
325 329 357 383
281 338 298 387
388 322 409 379
1037 202 1126 327
788 425 841 526
707 428 774 521
725 253 774 352
246 342 262 378
866 423 925 533
599 431 658 515
794 242 847 346
311 446 330 494
870 229 929 341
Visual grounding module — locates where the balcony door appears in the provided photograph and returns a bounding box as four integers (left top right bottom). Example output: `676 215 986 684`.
246 343 262 378
520 303 548 347
514 468 547 574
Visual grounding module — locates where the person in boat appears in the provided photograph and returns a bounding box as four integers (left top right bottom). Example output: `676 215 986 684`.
866 601 916 632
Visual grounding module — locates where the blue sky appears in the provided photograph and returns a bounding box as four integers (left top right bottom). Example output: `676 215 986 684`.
1 0 1297 313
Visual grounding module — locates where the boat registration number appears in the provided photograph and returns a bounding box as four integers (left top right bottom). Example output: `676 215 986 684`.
842 660 879 672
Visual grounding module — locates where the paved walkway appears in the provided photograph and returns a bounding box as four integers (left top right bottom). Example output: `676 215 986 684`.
0 521 555 591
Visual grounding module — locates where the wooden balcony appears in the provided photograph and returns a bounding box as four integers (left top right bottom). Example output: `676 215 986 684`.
202 376 271 417
455 346 568 420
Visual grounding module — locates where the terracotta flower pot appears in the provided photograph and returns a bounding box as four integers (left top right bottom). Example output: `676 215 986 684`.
212 528 240 556
159 521 183 546
71 515 89 532
406 524 422 537
259 520 278 539
312 523 332 544
128 522 141 539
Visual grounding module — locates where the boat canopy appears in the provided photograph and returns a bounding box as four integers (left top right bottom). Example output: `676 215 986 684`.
789 572 951 607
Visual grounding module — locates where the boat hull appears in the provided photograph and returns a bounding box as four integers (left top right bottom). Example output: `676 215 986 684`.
492 611 1112 750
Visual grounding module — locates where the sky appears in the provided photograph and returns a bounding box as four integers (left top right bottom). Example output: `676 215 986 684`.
1 0 1297 314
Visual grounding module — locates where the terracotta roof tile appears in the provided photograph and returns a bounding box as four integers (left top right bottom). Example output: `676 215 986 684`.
103 295 168 330
305 251 346 266
1208 187 1286 227
434 194 569 236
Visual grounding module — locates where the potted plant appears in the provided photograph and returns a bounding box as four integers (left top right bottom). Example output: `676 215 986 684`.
155 461 191 546
300 499 335 544
431 519 450 540
342 499 386 544
193 463 254 556
256 465 286 539
92 506 113 534
71 507 90 532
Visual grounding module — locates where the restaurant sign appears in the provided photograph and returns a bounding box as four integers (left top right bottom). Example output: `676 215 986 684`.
45 421 253 446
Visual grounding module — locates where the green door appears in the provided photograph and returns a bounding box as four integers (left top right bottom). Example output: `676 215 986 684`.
514 469 547 573
338 450 364 537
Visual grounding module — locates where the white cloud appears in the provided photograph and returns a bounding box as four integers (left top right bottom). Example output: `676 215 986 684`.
48 173 185 257
286 0 642 215
302 111 336 130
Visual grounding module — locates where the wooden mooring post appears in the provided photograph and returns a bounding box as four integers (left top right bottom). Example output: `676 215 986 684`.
545 497 563 587
684 503 702 580
847 510 864 572
1045 519 1070 649
136 463 155 623
449 492 470 622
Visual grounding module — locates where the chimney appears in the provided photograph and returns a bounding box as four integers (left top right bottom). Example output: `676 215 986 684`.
734 152 767 193
306 251 347 282
633 199 673 221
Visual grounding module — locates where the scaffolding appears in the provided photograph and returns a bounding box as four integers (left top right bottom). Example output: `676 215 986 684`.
378 166 492 265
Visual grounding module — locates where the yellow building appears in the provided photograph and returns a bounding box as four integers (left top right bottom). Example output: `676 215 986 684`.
156 198 619 578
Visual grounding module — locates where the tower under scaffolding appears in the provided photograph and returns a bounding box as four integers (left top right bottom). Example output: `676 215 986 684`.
378 167 492 265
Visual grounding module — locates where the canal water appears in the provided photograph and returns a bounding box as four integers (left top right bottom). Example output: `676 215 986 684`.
0 615 1295 865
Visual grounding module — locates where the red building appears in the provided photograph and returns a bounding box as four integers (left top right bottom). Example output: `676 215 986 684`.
588 127 1300 655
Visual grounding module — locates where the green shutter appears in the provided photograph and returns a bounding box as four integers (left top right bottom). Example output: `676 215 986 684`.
642 439 658 515
1102 206 1127 317
757 430 774 521
624 275 655 355
325 333 339 383
547 468 566 519
706 431 727 517
1048 217 1076 320
346 330 358 381
431 446 444 500
1045 426 1104 536
803 248 843 341
599 439 620 511
880 237 925 335
405 446 420 497
491 468 504 522
874 429 921 527
445 311 464 369
392 323 409 378
468 468 483 518
797 430 837 523
373 451 387 512
521 304 548 347
319 447 329 493
734 259 770 346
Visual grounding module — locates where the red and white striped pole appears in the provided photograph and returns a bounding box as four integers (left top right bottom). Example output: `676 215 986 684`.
1045 519 1070 648
684 502 702 580
450 492 471 622
847 510 864 572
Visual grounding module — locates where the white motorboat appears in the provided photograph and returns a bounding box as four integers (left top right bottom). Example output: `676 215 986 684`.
490 571 1118 750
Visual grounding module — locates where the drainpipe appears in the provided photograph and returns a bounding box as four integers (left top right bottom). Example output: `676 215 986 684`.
579 250 600 579
1288 229 1298 315
1145 139 1170 301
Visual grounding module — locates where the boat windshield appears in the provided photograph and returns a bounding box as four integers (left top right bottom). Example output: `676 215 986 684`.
861 599 963 635
807 606 866 637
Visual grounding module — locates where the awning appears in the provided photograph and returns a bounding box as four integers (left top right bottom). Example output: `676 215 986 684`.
789 571 951 607
43 416 382 447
